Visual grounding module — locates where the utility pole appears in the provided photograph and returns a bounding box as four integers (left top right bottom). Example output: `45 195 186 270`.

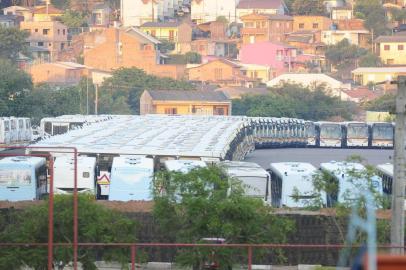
391 76 406 255
94 84 98 115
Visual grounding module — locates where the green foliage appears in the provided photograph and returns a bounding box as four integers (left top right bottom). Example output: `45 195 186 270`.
358 53 382 67
216 16 229 24
51 0 71 9
185 52 202 64
355 0 389 36
60 10 89 28
153 166 295 268
232 83 357 121
0 26 30 61
99 68 194 114
0 195 138 269
291 0 325 16
389 7 406 24
364 93 395 113
325 39 367 69
158 40 175 53
166 53 202 64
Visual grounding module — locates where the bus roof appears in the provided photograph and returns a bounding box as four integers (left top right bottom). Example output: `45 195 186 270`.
320 161 365 177
53 156 96 169
0 156 46 168
376 163 393 177
222 161 268 178
112 156 154 170
269 162 317 178
164 160 207 173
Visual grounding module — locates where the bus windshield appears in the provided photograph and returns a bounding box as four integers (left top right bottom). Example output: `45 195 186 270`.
347 124 368 138
0 169 32 186
305 123 316 137
373 124 393 140
320 124 341 139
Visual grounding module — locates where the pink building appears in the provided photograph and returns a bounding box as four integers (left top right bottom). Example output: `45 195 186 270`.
239 41 297 77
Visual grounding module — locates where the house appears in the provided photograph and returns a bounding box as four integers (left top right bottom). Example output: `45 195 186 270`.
83 27 186 79
215 86 269 99
286 31 325 55
121 0 179 27
236 0 287 22
266 73 348 96
195 21 227 40
0 14 22 27
352 67 406 85
2 5 33 21
140 90 232 116
323 0 346 12
239 41 297 77
187 59 257 87
240 13 293 44
374 35 406 65
140 21 192 54
32 5 63 22
191 39 238 58
29 61 87 85
331 6 353 20
239 63 274 83
293 15 332 42
90 3 111 27
322 19 370 48
20 20 68 62
341 87 379 103
191 0 239 24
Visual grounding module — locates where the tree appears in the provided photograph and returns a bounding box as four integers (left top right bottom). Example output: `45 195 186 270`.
185 52 202 64
325 39 367 69
0 26 30 61
358 53 382 67
60 10 88 28
355 0 389 37
216 16 228 24
232 83 357 121
0 58 32 116
153 166 295 269
99 68 194 114
51 0 71 10
0 195 138 269
291 0 325 16
364 93 395 113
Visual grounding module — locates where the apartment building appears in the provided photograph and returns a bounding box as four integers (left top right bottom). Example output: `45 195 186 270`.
375 35 406 65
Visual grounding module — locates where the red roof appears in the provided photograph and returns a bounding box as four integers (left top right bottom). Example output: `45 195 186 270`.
342 87 379 101
237 0 285 9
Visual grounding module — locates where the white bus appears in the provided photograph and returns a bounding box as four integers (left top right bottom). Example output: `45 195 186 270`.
376 163 393 196
316 122 343 148
164 160 207 173
320 161 383 207
109 156 154 201
221 161 270 202
344 122 369 148
0 118 11 145
369 122 394 148
269 162 322 208
304 121 317 147
53 156 97 194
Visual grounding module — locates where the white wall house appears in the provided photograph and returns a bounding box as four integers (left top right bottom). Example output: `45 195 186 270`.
191 0 240 24
121 0 180 27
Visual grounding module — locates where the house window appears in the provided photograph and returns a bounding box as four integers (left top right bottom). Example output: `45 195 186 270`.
43 29 49 35
261 21 266 27
38 41 44 46
245 22 254 28
63 29 66 35
214 68 223 80
35 28 38 32
150 30 156 37
312 23 319 29
299 23 304 29
249 35 255 44
57 29 60 35
164 108 177 114
61 43 65 50
399 45 404 50
48 43 51 47
169 30 174 41
387 59 394 65
214 107 225 115
384 45 390 50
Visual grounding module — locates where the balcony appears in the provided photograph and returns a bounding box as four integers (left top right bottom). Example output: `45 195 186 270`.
241 28 267 35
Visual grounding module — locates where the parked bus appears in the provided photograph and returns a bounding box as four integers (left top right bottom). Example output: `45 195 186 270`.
221 161 270 202
0 156 47 201
164 160 207 173
53 156 97 194
316 122 343 148
109 156 154 201
369 122 394 148
376 163 393 195
343 122 369 148
304 121 317 147
269 162 322 208
0 118 11 145
320 161 383 207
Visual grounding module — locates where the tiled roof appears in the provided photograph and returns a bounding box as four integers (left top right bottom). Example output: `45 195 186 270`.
141 21 183 28
33 5 63 14
375 35 406 43
146 90 230 102
237 0 284 9
342 87 378 100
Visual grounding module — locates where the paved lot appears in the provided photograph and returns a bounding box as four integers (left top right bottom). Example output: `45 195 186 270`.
244 148 394 169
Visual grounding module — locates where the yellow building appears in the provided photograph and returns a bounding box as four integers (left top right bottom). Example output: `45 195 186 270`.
32 5 63 22
140 90 232 116
140 21 192 54
352 67 406 85
239 63 274 83
375 36 406 65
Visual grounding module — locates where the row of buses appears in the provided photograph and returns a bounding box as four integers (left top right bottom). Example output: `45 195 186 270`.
253 118 394 149
0 155 394 208
0 117 32 146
